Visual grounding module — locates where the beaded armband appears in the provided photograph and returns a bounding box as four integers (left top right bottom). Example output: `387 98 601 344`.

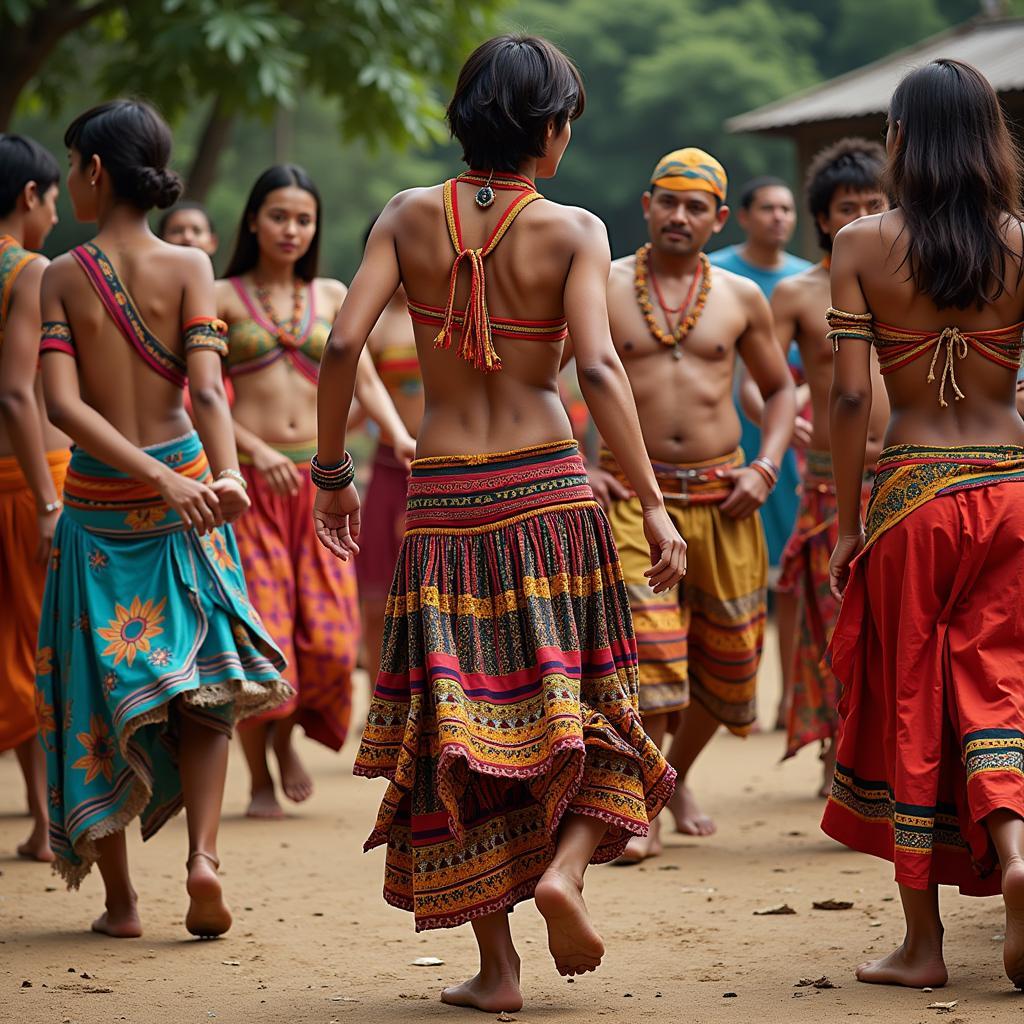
310 452 355 490
825 307 875 353
183 316 229 358
39 321 76 358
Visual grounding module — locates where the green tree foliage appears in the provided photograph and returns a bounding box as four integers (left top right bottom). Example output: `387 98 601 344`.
508 0 820 251
2 0 498 147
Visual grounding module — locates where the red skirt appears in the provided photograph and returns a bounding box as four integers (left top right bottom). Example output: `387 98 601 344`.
822 445 1024 895
233 446 359 750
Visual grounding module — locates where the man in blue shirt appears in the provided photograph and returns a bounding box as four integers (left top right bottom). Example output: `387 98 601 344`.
710 177 811 731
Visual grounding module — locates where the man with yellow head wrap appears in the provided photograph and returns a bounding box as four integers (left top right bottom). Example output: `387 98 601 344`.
586 147 796 859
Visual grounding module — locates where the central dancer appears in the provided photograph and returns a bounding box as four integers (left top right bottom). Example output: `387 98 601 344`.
314 35 683 1014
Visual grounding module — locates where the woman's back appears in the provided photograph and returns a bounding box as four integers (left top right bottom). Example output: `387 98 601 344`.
839 210 1024 448
50 232 205 447
391 178 587 457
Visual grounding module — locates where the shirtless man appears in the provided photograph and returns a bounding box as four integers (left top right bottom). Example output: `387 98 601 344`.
588 149 795 858
768 139 890 794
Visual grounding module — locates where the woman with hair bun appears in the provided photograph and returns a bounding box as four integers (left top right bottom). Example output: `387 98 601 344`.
37 99 289 938
217 165 413 819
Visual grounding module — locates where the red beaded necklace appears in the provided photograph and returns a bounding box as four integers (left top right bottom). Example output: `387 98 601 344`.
253 277 306 348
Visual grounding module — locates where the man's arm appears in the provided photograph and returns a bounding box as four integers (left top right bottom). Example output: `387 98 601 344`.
719 280 796 517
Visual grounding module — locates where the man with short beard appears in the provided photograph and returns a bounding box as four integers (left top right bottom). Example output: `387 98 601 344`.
588 149 795 859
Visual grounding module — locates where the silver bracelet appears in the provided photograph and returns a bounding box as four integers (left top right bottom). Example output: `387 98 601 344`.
216 468 248 490
41 499 63 514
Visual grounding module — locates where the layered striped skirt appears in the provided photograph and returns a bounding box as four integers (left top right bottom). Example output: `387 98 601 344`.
354 441 676 929
37 432 290 886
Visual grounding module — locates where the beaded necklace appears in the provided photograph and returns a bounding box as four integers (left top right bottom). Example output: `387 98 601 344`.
634 244 711 357
253 277 306 348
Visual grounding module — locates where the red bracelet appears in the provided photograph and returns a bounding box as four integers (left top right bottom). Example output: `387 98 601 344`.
749 462 777 490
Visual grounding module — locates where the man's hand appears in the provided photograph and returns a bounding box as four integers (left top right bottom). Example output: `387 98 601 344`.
717 466 771 519
587 466 631 509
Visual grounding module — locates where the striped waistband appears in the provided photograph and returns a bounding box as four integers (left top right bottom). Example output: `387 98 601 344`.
405 440 594 534
864 443 1024 550
64 431 210 537
600 447 743 504
0 448 70 493
237 438 316 466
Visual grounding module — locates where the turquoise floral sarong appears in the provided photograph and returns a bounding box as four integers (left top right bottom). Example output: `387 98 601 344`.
36 431 291 887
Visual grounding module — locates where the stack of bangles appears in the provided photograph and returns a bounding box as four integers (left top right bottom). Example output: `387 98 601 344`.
748 456 779 491
216 468 247 490
310 452 356 490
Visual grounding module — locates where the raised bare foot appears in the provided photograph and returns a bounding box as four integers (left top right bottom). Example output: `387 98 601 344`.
855 941 947 987
245 785 285 819
274 738 313 804
17 833 55 862
614 817 662 864
535 867 604 976
440 963 523 1013
818 742 838 799
91 902 142 938
185 852 232 938
1002 857 1024 987
668 783 716 836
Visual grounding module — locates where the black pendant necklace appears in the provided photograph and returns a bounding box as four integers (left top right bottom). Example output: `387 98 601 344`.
474 171 495 209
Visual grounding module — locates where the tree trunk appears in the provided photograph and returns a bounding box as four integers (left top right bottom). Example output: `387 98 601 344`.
184 96 235 203
0 0 114 129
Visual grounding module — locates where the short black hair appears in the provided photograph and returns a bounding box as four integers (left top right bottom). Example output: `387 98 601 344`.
0 134 60 217
65 99 182 210
157 200 215 239
738 176 791 210
805 137 886 251
223 165 322 282
447 34 585 173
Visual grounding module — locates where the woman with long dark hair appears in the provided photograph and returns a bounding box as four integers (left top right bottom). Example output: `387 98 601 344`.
216 166 413 819
824 59 1024 989
37 100 289 937
314 34 684 1012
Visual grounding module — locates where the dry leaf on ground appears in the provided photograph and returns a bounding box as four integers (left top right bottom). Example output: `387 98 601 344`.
812 899 853 911
410 957 444 967
753 904 797 916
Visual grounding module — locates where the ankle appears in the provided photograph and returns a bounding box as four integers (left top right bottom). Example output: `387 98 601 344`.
542 862 584 891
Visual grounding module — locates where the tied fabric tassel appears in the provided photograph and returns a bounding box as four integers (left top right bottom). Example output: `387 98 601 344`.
433 246 502 373
927 327 968 408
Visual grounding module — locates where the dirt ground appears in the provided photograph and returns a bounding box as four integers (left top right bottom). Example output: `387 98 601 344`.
2 625 1022 1024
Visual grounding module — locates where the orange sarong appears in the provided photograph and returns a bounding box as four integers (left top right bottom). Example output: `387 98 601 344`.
823 445 1024 895
0 449 69 750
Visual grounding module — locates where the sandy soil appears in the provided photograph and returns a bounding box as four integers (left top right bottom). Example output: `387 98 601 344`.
1 628 1021 1024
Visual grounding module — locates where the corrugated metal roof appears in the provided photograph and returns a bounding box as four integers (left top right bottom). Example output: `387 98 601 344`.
727 16 1024 134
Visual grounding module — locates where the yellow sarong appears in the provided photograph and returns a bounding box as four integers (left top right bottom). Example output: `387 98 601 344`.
601 449 767 735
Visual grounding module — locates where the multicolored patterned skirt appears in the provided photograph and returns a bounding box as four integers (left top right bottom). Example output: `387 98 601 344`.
37 432 290 887
355 441 408 602
777 451 873 758
354 441 676 930
233 439 359 750
823 445 1024 895
601 448 767 732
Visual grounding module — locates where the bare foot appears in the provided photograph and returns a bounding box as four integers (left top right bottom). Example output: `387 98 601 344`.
274 737 313 804
1002 857 1024 987
535 867 604 976
440 962 523 1013
245 785 285 820
668 783 716 836
855 941 947 987
614 817 662 864
818 742 838 799
17 834 55 862
185 852 232 938
91 902 142 939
